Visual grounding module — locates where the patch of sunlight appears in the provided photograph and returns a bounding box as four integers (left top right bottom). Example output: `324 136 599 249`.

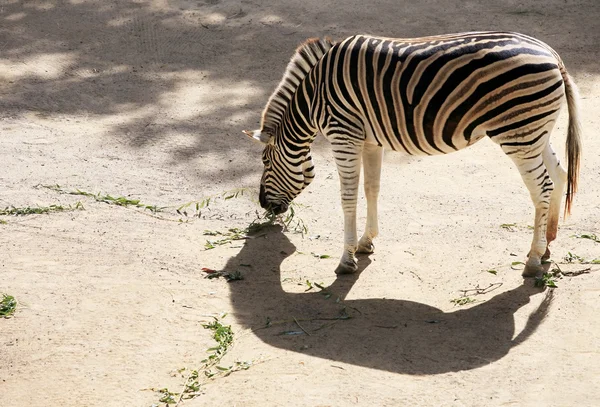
4 12 26 21
106 16 133 27
71 64 130 78
199 12 227 24
259 15 285 24
156 71 265 121
0 52 77 81
23 1 54 10
227 111 260 124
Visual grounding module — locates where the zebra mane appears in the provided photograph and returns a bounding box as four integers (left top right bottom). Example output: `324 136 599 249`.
261 37 334 134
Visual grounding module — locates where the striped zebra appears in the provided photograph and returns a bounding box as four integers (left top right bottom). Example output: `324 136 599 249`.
244 32 582 277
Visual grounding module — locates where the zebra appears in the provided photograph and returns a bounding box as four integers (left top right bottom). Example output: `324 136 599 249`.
243 31 582 277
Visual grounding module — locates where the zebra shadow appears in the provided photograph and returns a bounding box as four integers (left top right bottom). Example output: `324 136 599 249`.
226 225 551 375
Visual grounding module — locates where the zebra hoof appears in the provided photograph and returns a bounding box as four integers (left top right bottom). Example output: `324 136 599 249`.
522 263 543 278
529 248 551 261
541 248 551 261
334 260 358 275
357 241 375 254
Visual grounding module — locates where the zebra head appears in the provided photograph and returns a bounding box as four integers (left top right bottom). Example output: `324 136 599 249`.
244 129 315 215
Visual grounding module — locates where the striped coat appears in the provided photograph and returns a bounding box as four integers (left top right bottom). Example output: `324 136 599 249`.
245 32 582 277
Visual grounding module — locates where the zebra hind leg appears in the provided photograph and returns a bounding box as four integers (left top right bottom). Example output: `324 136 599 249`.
504 145 554 277
542 142 568 259
357 144 384 254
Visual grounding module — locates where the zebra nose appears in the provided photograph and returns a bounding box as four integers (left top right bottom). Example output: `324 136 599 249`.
271 202 288 215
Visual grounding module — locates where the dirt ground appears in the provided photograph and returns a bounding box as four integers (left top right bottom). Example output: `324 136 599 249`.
1 0 599 406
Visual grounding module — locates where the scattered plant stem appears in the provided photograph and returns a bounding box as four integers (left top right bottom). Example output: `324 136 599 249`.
311 252 331 259
204 228 251 250
560 267 592 277
259 308 352 336
201 268 244 282
409 270 423 281
39 184 310 236
563 251 585 263
278 204 308 234
149 315 251 406
499 223 535 231
177 188 253 218
450 297 476 306
293 317 311 336
535 272 559 288
452 281 503 306
458 282 503 297
550 260 593 278
41 185 164 213
204 207 308 250
260 314 351 330
562 251 600 265
304 281 362 315
571 233 600 243
533 258 596 289
0 294 17 318
0 202 84 216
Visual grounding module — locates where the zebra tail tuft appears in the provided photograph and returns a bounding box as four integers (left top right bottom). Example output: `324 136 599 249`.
562 70 582 217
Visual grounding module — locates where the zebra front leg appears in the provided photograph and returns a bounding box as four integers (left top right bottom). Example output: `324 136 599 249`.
357 144 384 254
333 144 363 275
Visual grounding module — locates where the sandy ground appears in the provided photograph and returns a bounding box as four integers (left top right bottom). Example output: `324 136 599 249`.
1 1 599 406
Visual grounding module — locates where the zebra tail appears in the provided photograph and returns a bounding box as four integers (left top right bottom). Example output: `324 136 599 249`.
561 69 582 217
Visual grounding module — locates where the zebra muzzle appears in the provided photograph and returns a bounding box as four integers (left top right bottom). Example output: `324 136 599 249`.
269 202 288 215
259 185 288 215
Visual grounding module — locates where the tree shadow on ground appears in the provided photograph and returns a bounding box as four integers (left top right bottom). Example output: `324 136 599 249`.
2 1 598 157
1 1 598 185
226 225 551 375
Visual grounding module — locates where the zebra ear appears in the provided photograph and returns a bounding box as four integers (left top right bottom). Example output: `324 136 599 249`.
243 129 272 144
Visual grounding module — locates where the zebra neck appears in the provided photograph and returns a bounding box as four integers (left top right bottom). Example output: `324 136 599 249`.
262 38 333 143
282 79 319 144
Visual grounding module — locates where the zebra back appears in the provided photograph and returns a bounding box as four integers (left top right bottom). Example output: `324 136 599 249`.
314 32 569 155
